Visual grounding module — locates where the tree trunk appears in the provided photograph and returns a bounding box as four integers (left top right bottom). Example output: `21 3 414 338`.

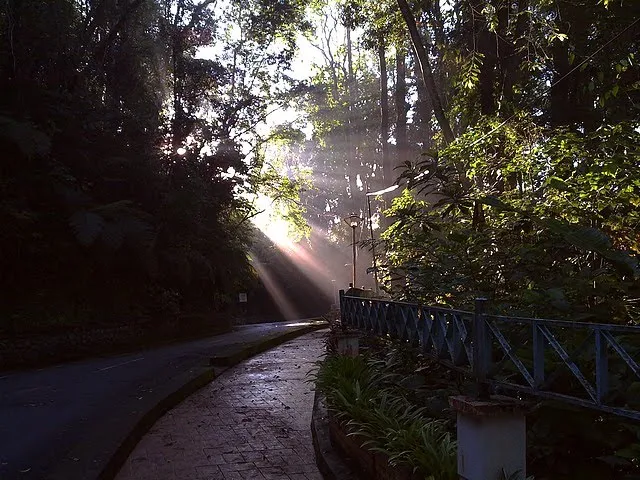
395 46 408 174
379 42 391 187
396 0 454 144
345 25 358 197
93 0 147 65
427 0 448 110
411 51 433 149
502 0 529 111
550 38 571 128
171 0 186 152
468 0 497 115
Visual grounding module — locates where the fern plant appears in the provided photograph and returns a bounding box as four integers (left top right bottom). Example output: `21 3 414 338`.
311 354 458 480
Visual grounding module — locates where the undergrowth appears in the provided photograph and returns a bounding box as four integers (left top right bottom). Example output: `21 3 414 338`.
311 354 457 480
315 333 640 479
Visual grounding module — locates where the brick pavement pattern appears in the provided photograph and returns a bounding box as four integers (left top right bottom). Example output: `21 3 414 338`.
116 330 327 480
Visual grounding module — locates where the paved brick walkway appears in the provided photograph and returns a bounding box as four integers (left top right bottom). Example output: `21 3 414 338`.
116 330 327 480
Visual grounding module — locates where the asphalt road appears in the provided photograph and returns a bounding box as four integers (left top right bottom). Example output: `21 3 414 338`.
0 320 324 480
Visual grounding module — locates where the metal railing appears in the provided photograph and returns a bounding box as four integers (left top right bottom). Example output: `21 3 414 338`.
340 291 640 421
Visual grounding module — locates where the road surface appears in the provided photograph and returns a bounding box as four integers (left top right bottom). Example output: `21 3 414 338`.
0 320 323 480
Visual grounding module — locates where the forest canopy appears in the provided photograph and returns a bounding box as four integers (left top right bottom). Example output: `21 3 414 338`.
291 0 640 323
0 0 313 329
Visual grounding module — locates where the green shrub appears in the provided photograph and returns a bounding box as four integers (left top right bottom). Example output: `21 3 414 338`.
312 354 457 480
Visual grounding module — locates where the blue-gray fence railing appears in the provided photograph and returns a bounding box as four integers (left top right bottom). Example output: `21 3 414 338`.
339 290 640 421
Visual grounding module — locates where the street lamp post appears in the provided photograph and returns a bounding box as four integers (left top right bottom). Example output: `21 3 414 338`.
365 192 379 295
343 214 361 287
365 184 400 294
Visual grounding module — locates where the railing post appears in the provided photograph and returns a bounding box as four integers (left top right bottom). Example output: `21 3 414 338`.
533 322 545 389
453 300 529 480
473 297 491 399
595 328 609 404
339 289 346 331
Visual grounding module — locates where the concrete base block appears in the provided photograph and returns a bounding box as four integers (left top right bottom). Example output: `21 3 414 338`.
336 334 359 357
450 396 528 480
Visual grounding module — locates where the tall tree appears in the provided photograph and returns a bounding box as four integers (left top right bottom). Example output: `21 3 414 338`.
396 0 453 143
379 41 391 186
395 46 408 171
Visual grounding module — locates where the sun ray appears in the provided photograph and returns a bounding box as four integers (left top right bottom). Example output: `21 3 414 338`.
249 252 300 321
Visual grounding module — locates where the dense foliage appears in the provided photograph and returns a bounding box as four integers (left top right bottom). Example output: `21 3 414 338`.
377 0 640 322
385 122 640 320
0 0 311 331
289 0 640 322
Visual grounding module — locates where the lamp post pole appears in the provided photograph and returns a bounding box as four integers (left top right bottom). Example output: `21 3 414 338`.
344 214 362 288
365 183 400 295
366 192 379 295
351 223 357 286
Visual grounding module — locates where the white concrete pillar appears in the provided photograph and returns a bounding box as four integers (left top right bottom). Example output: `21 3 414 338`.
450 396 528 480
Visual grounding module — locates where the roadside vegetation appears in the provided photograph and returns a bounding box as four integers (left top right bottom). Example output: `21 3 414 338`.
314 331 640 479
291 0 640 323
314 352 457 479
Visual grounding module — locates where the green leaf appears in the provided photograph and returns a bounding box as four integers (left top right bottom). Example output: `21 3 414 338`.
538 219 640 278
547 176 572 192
479 196 513 211
564 225 612 251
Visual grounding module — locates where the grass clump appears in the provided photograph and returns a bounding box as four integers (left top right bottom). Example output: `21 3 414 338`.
312 354 457 480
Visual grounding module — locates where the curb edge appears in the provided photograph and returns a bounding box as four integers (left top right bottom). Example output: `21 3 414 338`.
311 391 359 480
97 321 327 480
209 322 327 366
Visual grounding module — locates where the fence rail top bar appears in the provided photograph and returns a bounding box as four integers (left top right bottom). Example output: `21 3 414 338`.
489 314 640 333
344 295 639 332
342 295 473 316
